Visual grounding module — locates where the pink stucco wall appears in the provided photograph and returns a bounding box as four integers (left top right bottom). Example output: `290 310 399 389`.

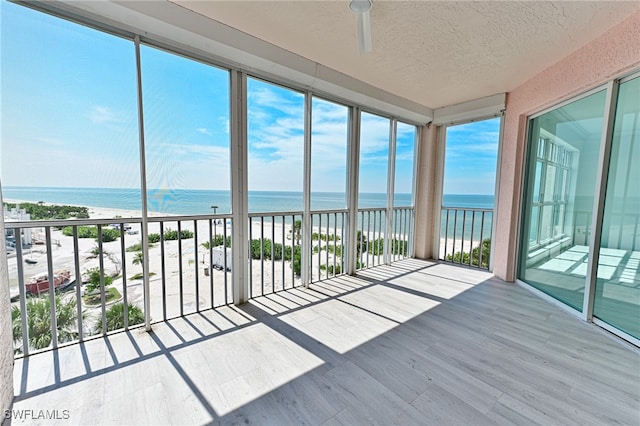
494 10 640 282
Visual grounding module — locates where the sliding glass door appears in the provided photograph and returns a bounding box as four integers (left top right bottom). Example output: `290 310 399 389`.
519 72 639 342
593 76 640 340
519 90 607 311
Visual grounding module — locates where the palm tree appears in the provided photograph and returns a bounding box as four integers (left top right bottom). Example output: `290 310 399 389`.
132 251 144 266
12 295 79 350
95 303 144 333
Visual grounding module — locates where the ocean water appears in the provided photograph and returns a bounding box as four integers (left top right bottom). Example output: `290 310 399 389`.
2 187 490 214
2 187 494 238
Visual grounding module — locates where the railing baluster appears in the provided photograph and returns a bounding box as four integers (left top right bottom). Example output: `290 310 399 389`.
120 224 128 330
291 215 295 287
333 213 337 277
15 233 29 356
194 219 199 312
452 210 458 263
73 227 83 341
461 211 466 265
444 209 450 260
249 218 253 299
469 212 476 267
282 215 286 288
270 216 275 293
177 221 184 317
160 222 166 321
97 225 106 338
260 216 264 296
479 211 486 269
223 219 229 304
209 219 214 309
405 208 409 258
318 214 322 282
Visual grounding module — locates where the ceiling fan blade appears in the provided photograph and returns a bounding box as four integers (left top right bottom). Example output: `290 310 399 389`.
355 10 372 54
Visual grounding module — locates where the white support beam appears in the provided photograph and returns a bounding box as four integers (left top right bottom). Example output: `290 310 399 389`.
134 35 152 331
230 70 249 305
385 119 397 265
346 107 361 275
302 92 313 287
433 93 506 126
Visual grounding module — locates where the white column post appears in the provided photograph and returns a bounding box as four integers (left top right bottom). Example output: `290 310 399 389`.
302 92 313 287
385 119 397 265
230 70 249 304
345 107 361 275
134 35 152 331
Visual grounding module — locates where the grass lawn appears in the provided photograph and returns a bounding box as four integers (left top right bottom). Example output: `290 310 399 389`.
83 287 121 306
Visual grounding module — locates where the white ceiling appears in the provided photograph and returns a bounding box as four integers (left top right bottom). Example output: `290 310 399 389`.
171 1 640 109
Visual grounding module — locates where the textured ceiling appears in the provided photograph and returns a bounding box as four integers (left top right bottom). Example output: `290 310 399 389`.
171 1 640 109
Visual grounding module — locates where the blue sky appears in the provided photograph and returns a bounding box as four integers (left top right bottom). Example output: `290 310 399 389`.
444 118 500 195
1 1 497 197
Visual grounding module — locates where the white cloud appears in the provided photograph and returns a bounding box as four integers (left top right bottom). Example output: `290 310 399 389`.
88 106 124 124
197 128 212 136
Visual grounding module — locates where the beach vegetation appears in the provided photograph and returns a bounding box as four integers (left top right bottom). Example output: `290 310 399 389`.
312 233 340 242
250 239 286 261
11 295 79 351
130 272 156 280
126 242 155 252
357 231 368 255
369 238 384 255
94 302 144 334
291 220 302 245
132 251 144 266
83 287 121 306
291 245 302 276
148 233 161 243
326 244 343 257
84 267 114 294
446 239 491 268
62 225 120 243
320 264 342 275
3 201 89 220
202 235 232 250
163 228 194 241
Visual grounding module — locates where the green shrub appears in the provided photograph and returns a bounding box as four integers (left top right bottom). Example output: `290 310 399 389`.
62 225 119 242
446 239 490 269
202 235 232 249
319 264 342 275
148 233 161 243
163 228 194 241
95 303 145 333
291 245 302 276
84 267 114 294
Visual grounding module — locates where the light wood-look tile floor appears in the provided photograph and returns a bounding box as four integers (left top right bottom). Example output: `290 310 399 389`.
12 260 640 425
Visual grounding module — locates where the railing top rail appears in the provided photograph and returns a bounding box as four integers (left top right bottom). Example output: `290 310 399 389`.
357 207 387 213
3 214 234 229
248 210 304 218
441 206 494 213
392 206 414 210
309 208 349 215
147 214 230 223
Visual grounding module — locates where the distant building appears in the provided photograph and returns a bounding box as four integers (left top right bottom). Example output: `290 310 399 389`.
3 206 32 247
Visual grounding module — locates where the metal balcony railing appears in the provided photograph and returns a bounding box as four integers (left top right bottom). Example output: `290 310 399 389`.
439 207 493 270
356 206 414 271
6 206 415 358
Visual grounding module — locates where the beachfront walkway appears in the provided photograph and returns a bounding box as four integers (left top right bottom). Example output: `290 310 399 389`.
11 260 640 425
